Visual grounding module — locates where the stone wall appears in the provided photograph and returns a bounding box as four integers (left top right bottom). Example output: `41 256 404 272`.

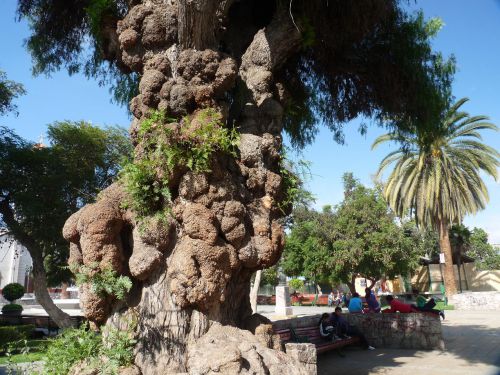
285 343 317 374
273 312 444 350
449 291 500 310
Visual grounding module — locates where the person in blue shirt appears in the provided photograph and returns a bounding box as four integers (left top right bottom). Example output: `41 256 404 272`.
330 307 375 350
348 292 363 313
364 287 381 313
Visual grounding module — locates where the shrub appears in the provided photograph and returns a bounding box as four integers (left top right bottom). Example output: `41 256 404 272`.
0 325 35 346
1 303 23 314
288 278 305 292
43 323 101 375
43 322 136 375
2 283 25 302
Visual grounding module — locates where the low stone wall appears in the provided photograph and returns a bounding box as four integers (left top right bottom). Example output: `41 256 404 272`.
273 312 444 350
449 291 500 310
285 343 317 374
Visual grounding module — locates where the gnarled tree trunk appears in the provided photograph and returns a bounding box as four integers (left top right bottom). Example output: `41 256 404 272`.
63 1 308 373
0 198 75 329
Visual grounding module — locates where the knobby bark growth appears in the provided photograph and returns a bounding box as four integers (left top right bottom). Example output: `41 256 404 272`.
63 1 308 373
51 0 454 373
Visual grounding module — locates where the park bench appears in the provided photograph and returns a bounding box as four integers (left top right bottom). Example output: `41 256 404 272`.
274 326 360 354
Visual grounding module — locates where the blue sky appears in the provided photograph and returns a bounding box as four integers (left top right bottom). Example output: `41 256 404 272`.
0 0 499 242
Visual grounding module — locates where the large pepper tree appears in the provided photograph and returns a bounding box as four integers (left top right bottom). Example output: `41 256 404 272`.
17 1 454 373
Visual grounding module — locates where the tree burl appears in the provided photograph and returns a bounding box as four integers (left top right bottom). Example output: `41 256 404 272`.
36 0 453 373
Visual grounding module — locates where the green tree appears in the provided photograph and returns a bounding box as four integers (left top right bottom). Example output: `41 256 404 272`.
13 0 460 370
0 122 132 327
282 176 423 293
373 98 499 295
0 70 26 116
466 228 500 271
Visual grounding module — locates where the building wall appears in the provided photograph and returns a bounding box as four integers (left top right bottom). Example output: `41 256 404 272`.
0 233 33 291
411 263 500 292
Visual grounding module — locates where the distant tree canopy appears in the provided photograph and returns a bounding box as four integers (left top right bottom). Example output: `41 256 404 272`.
449 225 500 271
0 122 132 285
0 70 26 116
16 0 454 144
282 173 425 292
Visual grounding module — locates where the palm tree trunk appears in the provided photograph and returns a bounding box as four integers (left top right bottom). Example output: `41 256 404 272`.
438 219 458 296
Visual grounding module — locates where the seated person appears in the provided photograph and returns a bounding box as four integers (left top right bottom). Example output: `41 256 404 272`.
330 307 375 350
319 313 339 341
412 289 445 320
348 292 363 313
382 295 419 313
364 287 381 313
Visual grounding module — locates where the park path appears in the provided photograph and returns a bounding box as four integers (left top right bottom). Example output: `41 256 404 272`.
316 310 500 375
1 308 498 374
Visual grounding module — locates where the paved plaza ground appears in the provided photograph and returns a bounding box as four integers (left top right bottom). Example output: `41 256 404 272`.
1 306 498 374
259 306 500 375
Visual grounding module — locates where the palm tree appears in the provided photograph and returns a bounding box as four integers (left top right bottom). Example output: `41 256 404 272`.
372 98 499 296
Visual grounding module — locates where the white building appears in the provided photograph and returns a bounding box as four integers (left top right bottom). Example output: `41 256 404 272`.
0 229 33 291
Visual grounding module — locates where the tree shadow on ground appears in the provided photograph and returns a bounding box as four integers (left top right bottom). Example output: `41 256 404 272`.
318 322 500 375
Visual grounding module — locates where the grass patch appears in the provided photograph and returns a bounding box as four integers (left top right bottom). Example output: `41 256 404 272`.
0 351 45 364
435 301 454 310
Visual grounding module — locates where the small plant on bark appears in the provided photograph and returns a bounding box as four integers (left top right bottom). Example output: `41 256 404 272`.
121 108 239 220
70 263 132 300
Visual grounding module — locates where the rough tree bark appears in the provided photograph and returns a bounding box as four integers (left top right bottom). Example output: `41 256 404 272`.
63 1 309 374
438 219 458 296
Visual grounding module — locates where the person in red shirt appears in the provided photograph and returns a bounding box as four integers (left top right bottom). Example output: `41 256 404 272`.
383 295 419 313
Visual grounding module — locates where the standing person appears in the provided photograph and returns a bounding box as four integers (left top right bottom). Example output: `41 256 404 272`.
328 291 335 307
330 307 375 350
348 292 363 313
336 290 342 306
364 287 381 313
412 289 445 320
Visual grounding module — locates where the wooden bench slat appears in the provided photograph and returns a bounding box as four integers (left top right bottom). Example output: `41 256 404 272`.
274 326 361 355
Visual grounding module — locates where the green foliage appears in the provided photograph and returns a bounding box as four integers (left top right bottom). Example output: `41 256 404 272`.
0 70 25 116
17 0 132 106
43 322 136 375
282 176 425 287
374 98 499 229
71 263 132 300
469 228 500 270
1 304 23 314
282 3 455 149
43 323 101 375
1 283 25 302
261 266 279 287
85 0 116 40
0 325 34 347
98 325 136 374
450 225 500 271
121 108 239 220
0 123 131 286
278 152 314 216
288 278 304 292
